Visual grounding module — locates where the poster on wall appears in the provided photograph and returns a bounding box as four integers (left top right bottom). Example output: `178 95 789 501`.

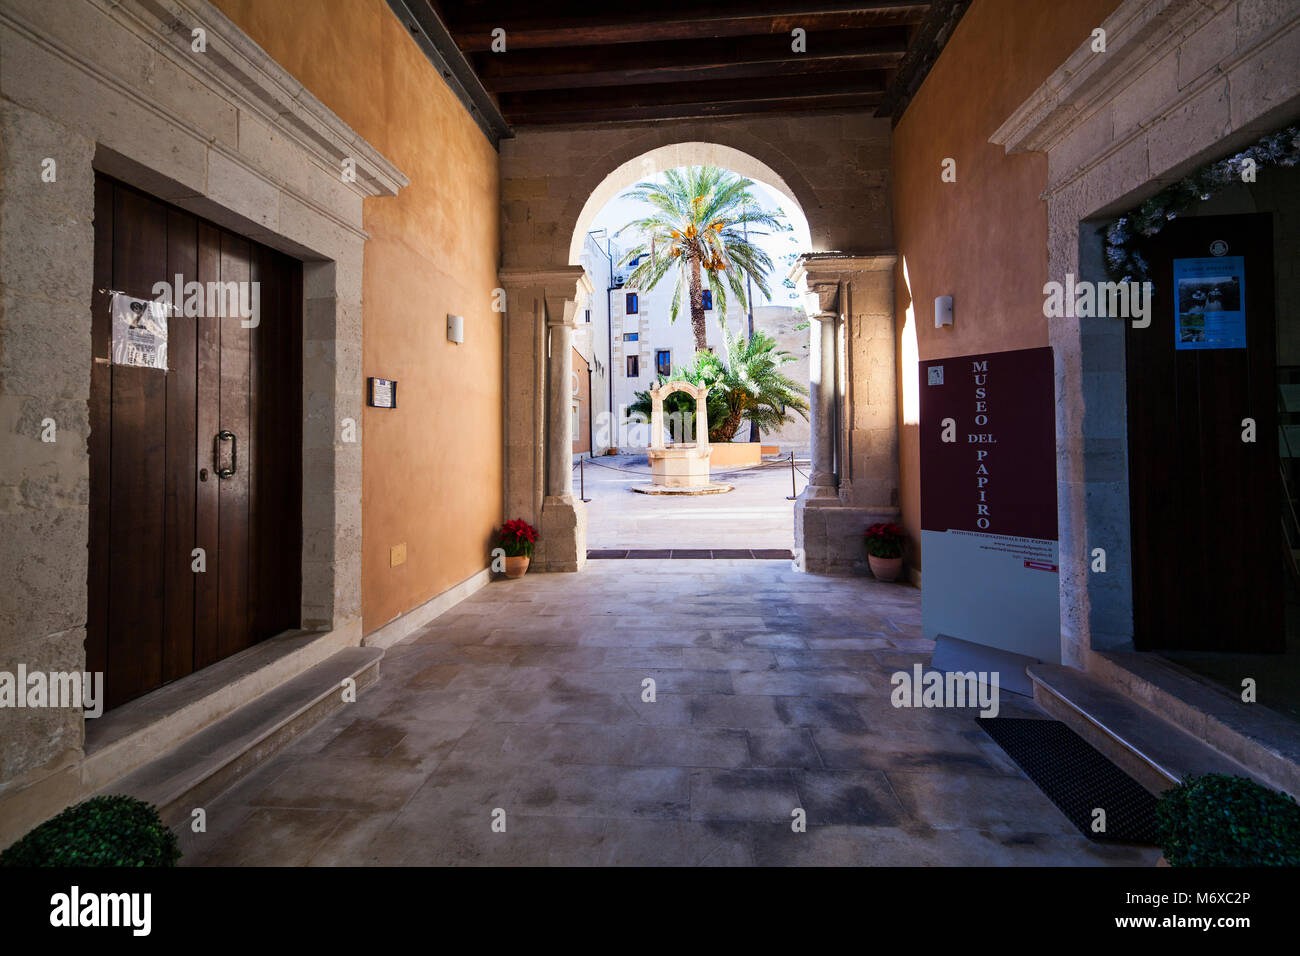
1172 255 1247 349
919 346 1060 669
109 292 168 370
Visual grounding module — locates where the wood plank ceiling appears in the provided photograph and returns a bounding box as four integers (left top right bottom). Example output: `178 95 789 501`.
427 1 951 129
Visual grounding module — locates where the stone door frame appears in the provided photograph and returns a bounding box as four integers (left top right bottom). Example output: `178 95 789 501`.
0 0 406 824
990 0 1300 666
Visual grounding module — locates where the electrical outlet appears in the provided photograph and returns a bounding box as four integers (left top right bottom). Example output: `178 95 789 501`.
390 543 407 567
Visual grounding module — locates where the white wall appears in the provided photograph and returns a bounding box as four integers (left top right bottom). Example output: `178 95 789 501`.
577 232 613 454
607 257 808 450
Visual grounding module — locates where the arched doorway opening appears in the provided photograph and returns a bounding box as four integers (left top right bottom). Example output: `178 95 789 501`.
572 147 814 556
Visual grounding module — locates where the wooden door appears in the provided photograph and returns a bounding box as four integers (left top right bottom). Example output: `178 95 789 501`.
88 175 302 710
1126 212 1281 652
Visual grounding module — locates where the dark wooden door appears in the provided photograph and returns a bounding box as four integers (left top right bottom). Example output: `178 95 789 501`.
88 175 303 709
1126 212 1281 652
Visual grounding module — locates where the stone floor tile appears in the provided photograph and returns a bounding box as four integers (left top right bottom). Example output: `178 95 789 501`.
689 768 802 823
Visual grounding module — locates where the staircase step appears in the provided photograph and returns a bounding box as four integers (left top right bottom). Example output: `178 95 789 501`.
1090 651 1300 797
1027 662 1256 796
100 647 382 826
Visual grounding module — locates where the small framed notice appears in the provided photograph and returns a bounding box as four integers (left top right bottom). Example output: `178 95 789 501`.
367 377 397 408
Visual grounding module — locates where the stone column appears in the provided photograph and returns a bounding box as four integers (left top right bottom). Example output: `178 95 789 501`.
545 319 576 497
806 309 840 501
650 385 665 450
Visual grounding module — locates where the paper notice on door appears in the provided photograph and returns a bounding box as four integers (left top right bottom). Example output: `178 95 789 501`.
110 292 168 370
1173 256 1247 350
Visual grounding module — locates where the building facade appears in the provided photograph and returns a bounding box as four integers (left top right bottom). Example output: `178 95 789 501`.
2 0 1298 848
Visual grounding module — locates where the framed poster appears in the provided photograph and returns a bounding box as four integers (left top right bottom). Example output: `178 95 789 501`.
1172 255 1246 349
919 346 1060 666
110 292 168 370
367 377 397 408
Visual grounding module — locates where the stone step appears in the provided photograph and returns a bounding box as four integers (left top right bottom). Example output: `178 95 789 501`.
83 627 358 793
1089 651 1300 798
1026 662 1258 797
99 647 382 826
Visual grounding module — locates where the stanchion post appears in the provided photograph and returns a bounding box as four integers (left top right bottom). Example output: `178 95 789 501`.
786 451 797 500
581 456 591 503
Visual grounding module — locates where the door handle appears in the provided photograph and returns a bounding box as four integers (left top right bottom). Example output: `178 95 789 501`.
215 430 237 479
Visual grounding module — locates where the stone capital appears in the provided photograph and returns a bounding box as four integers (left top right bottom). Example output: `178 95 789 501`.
789 252 899 314
500 264 590 295
499 266 593 328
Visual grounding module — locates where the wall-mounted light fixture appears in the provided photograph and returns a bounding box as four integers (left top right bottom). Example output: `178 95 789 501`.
447 314 464 344
934 295 953 329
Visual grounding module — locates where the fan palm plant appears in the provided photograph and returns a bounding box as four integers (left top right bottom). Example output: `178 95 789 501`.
616 167 783 353
627 330 808 443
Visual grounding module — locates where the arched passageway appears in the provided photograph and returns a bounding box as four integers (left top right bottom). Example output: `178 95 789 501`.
498 120 900 572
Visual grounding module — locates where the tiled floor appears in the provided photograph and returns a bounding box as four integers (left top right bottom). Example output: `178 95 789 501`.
180 561 1159 866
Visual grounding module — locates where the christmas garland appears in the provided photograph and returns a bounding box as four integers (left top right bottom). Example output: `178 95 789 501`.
1103 125 1300 282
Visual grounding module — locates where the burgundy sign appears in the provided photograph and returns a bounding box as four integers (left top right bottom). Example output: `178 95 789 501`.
919 347 1057 541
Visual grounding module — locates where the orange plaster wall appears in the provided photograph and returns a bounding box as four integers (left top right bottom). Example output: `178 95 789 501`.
891 0 1121 572
213 0 502 633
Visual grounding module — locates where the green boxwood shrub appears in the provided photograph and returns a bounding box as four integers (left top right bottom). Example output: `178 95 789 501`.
1156 773 1300 867
0 795 181 867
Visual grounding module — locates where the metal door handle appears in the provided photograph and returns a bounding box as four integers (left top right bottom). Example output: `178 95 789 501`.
215 430 237 479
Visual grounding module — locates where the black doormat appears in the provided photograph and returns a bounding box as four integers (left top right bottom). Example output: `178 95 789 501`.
587 548 792 559
977 717 1160 845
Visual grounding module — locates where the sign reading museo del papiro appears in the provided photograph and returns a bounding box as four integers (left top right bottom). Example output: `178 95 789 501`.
919 346 1061 665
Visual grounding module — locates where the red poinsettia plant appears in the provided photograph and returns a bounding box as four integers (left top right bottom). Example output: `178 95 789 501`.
495 518 538 559
863 522 905 559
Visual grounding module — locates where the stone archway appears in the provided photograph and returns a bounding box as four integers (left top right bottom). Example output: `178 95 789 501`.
499 116 899 572
567 142 810 265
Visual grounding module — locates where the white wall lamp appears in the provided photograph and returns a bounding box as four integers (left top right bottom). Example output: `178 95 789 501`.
447 313 464 344
934 295 953 329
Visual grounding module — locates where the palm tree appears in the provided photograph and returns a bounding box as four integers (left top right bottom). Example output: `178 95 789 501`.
627 329 808 443
615 167 783 354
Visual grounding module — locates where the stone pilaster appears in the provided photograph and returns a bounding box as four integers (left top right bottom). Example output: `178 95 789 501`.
500 266 592 572
790 253 900 573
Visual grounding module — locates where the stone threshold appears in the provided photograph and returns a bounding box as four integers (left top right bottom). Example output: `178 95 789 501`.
83 624 358 795
1028 662 1257 797
587 549 794 559
105 647 382 827
1089 650 1300 798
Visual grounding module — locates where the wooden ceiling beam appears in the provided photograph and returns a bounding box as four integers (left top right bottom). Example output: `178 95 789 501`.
475 29 908 92
449 3 931 51
499 72 885 112
505 92 886 125
484 54 904 93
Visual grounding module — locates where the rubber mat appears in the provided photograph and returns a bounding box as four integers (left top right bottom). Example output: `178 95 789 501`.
977 717 1159 845
586 549 793 559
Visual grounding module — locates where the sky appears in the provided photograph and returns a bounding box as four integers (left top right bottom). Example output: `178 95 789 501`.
587 169 812 308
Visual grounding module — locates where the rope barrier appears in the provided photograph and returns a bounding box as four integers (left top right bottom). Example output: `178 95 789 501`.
577 453 810 480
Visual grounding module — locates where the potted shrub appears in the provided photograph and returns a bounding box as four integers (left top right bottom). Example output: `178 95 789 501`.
863 522 906 582
1155 773 1300 866
495 518 538 578
0 794 181 867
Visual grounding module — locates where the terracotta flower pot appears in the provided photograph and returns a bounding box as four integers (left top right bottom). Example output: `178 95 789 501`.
868 554 903 582
504 555 530 579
